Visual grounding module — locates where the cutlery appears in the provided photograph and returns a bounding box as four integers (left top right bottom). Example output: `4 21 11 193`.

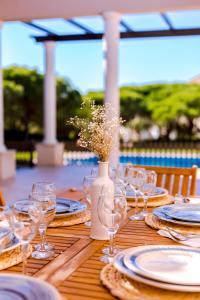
165 227 200 241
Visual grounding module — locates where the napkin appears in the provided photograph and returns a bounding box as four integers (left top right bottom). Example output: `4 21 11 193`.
158 229 200 248
0 220 10 229
187 197 200 204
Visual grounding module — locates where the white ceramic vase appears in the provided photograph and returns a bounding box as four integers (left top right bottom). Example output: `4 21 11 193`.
90 161 114 240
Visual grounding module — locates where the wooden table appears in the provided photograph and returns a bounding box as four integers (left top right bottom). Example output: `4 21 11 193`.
2 190 177 300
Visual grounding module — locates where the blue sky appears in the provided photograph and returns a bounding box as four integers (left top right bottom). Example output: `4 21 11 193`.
3 10 200 93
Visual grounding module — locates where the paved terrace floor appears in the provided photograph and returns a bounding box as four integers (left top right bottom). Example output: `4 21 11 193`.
1 166 200 203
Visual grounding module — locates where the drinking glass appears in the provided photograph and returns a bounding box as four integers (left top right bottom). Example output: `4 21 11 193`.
109 164 129 188
127 168 146 220
10 200 40 274
102 183 127 255
82 175 96 227
141 170 157 217
97 190 127 263
31 182 56 259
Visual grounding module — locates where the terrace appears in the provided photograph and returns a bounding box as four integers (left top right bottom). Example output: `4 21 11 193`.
0 1 200 300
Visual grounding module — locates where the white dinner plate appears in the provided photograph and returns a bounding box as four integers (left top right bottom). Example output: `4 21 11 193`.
165 204 200 222
0 273 61 300
15 198 87 219
124 245 200 286
153 205 200 227
55 198 86 218
1 235 20 254
113 247 200 292
126 187 168 200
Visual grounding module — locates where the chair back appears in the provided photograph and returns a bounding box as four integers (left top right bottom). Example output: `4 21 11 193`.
131 165 197 196
0 192 5 206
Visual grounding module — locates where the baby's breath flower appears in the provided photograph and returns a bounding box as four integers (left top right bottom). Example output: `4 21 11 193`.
67 101 124 161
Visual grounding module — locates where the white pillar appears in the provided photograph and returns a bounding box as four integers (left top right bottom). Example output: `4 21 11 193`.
37 41 64 166
103 11 120 167
43 41 57 145
0 22 6 152
0 22 16 179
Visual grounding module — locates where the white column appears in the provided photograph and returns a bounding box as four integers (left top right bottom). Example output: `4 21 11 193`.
37 41 64 166
0 21 16 179
103 11 120 167
0 21 6 152
43 41 57 145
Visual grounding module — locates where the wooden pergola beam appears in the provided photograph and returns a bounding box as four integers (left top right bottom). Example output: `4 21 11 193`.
34 27 200 42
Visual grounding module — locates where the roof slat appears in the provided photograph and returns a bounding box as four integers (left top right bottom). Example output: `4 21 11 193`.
160 13 174 30
120 20 133 32
23 21 58 36
66 19 95 34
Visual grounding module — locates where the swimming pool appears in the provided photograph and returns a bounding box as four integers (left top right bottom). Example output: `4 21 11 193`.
64 153 200 168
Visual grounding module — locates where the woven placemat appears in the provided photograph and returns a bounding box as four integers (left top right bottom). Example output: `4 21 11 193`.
0 243 32 271
49 210 90 227
100 263 200 300
145 213 200 234
128 195 173 208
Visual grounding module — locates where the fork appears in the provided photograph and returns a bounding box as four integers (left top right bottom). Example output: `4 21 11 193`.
165 227 200 241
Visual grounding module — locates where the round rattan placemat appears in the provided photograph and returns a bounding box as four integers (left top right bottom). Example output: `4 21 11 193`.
49 210 90 227
100 263 200 300
145 213 200 234
128 195 173 208
0 244 32 271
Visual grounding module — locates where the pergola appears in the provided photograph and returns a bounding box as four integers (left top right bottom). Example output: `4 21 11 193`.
0 0 200 179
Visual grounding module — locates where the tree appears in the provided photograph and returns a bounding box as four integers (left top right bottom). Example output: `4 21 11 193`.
3 66 82 140
4 66 43 139
87 83 200 141
57 77 82 138
147 84 200 140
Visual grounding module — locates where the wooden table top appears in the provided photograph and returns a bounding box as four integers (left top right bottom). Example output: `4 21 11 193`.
2 190 179 300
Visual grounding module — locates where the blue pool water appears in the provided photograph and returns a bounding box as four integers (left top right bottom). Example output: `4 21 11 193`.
66 155 200 168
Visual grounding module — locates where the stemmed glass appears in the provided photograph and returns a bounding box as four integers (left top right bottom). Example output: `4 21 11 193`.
31 182 56 259
97 189 127 263
9 200 41 274
82 175 96 227
102 182 127 256
109 164 129 188
141 170 157 217
127 168 146 220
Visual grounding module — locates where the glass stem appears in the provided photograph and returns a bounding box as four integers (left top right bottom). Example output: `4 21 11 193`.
134 191 139 215
143 195 148 213
21 242 29 275
39 223 47 251
108 233 115 257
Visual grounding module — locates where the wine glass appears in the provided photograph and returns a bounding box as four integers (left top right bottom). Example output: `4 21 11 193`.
109 164 129 188
9 200 41 274
31 182 56 259
127 168 146 220
102 182 127 256
82 175 95 227
97 190 127 263
141 170 157 217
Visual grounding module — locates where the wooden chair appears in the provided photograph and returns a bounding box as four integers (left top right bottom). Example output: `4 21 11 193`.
131 165 198 196
0 192 5 206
